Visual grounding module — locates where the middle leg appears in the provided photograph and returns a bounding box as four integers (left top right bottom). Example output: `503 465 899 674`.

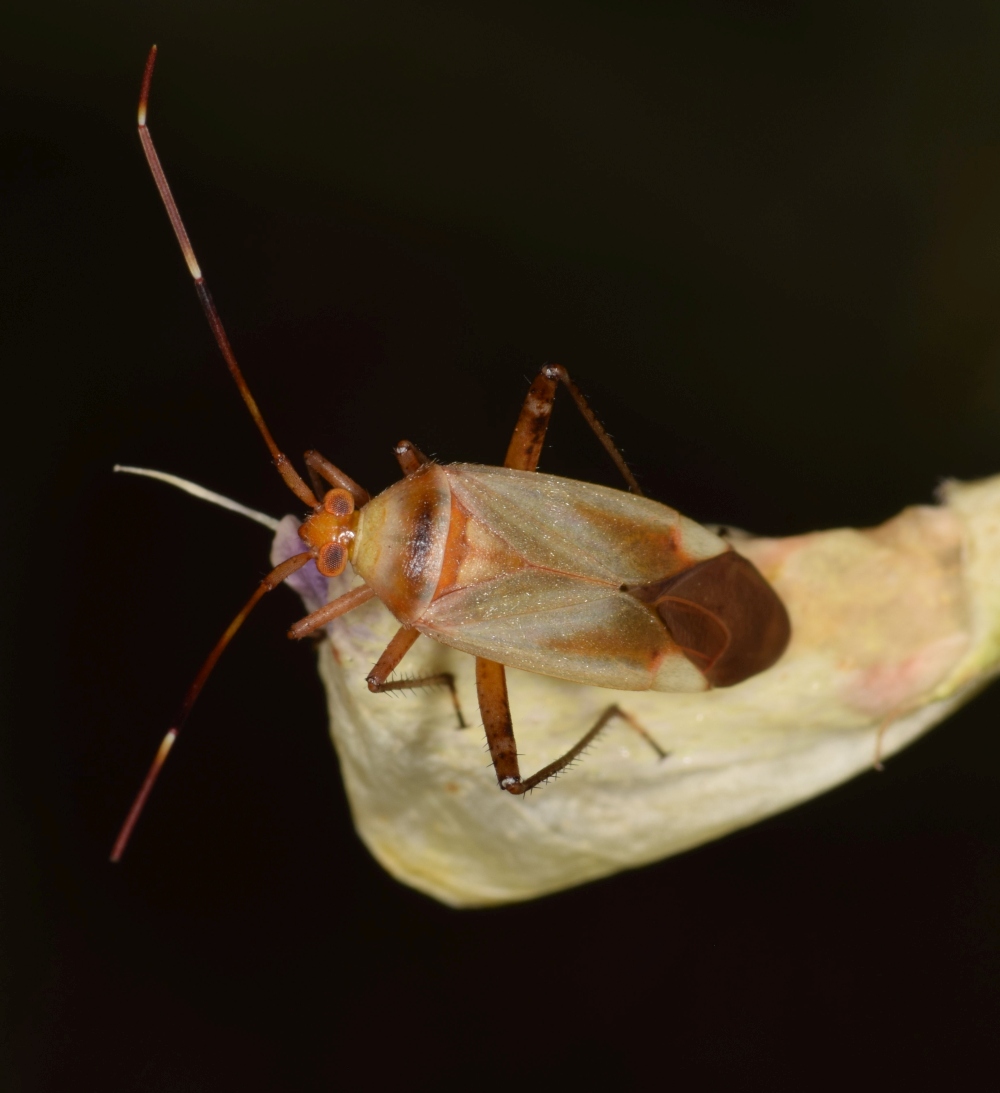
366 625 467 728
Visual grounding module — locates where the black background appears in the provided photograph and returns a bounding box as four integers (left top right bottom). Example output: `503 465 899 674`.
5 2 1000 1089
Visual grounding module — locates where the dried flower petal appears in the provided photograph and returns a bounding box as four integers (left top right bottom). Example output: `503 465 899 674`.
272 474 1000 907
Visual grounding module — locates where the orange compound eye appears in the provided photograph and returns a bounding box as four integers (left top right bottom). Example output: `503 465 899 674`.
316 542 347 577
323 488 355 517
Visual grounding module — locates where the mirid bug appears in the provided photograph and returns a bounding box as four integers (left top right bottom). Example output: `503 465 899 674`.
111 47 790 860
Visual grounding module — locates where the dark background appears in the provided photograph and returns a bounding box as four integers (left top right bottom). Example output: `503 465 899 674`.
5 1 1000 1088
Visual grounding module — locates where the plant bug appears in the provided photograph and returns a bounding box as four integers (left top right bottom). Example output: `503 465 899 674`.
111 46 790 861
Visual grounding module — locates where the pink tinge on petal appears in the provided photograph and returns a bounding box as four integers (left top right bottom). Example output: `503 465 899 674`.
841 632 970 718
270 515 329 614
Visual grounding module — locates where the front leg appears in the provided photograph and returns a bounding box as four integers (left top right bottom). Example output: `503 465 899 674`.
303 449 369 507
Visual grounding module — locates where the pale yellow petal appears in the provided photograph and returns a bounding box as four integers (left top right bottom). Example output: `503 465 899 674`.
303 474 1000 907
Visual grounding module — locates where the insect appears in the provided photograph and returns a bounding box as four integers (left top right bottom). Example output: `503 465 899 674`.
111 47 791 861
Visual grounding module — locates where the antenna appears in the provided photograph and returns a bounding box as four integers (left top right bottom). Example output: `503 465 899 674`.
110 549 314 861
137 45 318 510
111 48 329 860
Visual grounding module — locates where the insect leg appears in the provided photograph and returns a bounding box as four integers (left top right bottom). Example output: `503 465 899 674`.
393 439 430 475
475 660 656 793
476 658 521 789
110 550 314 861
305 463 327 506
503 364 642 494
365 626 467 728
604 705 669 759
287 585 376 639
303 450 370 507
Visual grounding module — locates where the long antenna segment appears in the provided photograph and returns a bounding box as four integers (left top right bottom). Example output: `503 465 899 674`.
137 45 318 510
110 549 313 862
110 48 330 861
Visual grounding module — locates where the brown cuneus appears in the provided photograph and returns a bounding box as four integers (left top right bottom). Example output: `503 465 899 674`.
111 47 790 862
625 552 790 687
